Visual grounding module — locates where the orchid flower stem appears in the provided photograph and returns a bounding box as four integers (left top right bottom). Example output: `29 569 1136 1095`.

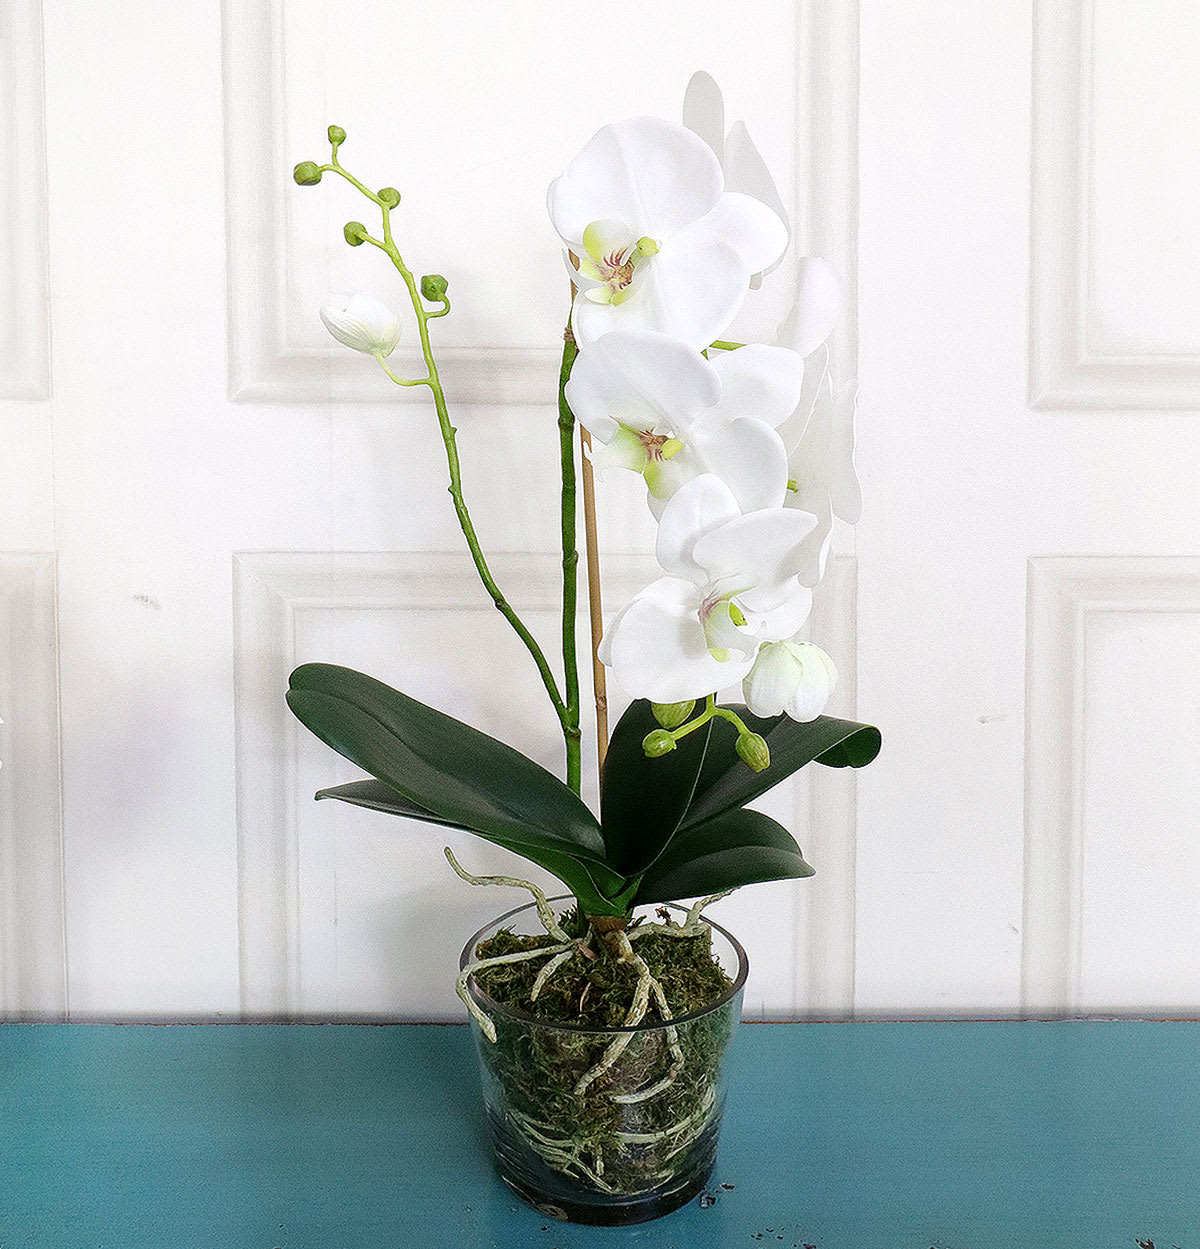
556 330 583 794
667 694 718 741
326 147 573 764
667 694 753 745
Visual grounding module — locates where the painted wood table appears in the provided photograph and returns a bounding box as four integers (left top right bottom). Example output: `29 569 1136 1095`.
1 1021 1197 1248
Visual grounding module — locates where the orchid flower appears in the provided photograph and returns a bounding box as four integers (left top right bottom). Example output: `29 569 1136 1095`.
598 475 816 703
319 293 401 357
774 352 861 585
548 117 787 350
565 330 804 517
743 640 838 722
777 257 844 358
682 71 790 289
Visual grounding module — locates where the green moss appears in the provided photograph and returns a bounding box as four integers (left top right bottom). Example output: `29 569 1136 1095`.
469 908 737 1198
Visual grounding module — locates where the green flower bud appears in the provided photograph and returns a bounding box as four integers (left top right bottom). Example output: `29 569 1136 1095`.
652 700 695 730
327 124 346 146
735 732 771 773
378 186 401 208
293 161 322 186
421 274 449 302
642 729 678 758
343 221 368 246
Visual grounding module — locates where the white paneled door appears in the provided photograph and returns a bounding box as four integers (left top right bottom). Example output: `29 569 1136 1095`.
1 0 1197 1021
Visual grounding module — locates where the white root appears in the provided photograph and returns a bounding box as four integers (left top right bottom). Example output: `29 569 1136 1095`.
531 947 578 1001
456 943 573 1042
611 975 685 1105
444 846 571 941
627 891 732 941
572 930 654 1096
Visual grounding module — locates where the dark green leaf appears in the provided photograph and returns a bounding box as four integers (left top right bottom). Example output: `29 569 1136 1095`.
682 708 881 831
286 663 605 859
316 779 626 914
599 699 713 874
633 807 814 904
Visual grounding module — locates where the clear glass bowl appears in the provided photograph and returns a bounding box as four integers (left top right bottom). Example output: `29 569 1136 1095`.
459 898 748 1225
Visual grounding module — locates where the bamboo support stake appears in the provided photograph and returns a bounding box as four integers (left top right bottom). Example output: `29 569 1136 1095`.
565 252 609 777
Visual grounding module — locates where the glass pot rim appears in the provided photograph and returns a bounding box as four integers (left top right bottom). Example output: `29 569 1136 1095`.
459 895 749 1036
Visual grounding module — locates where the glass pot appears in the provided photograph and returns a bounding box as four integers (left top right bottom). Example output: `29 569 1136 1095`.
460 898 748 1225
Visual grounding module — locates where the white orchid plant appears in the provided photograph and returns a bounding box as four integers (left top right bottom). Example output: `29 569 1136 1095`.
286 75 879 945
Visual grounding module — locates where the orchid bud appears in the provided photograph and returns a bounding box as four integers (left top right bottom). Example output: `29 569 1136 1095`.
642 729 677 758
421 274 449 302
378 187 401 208
319 293 401 358
327 124 346 146
735 732 770 773
651 700 695 730
343 221 368 247
293 161 322 186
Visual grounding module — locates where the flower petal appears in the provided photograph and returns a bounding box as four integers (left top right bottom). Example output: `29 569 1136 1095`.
775 343 828 452
590 426 648 476
600 576 753 703
690 418 789 513
572 239 750 351
682 70 725 164
707 344 806 428
655 474 741 584
692 505 818 604
319 293 400 356
742 641 804 718
565 329 720 445
751 581 814 641
742 640 836 721
723 120 790 280
672 191 787 275
785 643 838 721
777 257 843 357
547 117 723 247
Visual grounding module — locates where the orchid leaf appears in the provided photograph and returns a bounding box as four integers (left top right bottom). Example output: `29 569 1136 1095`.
682 707 880 831
633 806 814 904
286 664 605 860
314 778 627 914
600 699 713 875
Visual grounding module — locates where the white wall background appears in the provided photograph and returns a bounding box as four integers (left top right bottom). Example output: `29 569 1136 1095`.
2 0 1198 1022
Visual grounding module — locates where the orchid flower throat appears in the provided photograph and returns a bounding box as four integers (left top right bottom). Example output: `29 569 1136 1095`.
579 221 660 306
698 587 751 662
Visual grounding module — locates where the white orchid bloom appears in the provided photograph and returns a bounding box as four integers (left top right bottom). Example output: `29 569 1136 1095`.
565 330 804 517
777 257 844 358
683 71 790 289
773 348 862 585
548 117 787 350
319 293 401 358
743 640 838 722
598 475 817 703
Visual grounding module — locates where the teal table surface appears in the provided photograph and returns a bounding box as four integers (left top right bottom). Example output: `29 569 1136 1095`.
1 1020 1197 1248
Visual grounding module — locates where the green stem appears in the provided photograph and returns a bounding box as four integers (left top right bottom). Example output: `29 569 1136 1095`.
325 152 572 750
668 694 717 741
557 330 583 794
665 694 754 744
